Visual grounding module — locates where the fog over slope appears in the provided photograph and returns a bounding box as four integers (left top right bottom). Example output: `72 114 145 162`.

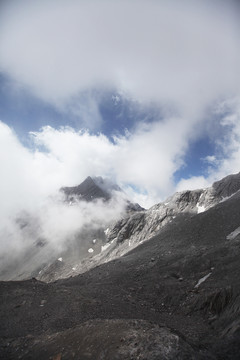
0 176 130 280
1 170 240 359
2 171 240 284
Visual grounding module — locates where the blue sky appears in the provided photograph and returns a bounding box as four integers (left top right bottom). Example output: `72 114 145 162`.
0 71 216 177
0 0 239 209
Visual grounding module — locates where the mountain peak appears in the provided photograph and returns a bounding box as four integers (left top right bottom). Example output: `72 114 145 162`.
61 176 144 212
61 176 111 202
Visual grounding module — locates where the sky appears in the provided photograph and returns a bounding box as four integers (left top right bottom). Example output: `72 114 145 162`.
0 0 239 235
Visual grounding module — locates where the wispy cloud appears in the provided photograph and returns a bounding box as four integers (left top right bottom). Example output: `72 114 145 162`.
177 97 240 191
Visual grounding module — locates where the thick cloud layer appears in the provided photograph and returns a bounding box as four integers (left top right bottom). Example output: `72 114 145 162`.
0 0 238 116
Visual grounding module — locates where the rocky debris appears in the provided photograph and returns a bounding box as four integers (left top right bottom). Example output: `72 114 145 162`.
1 319 202 360
1 189 240 358
35 172 240 282
5 172 240 284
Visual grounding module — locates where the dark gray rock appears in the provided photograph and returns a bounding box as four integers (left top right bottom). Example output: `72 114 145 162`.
61 176 111 202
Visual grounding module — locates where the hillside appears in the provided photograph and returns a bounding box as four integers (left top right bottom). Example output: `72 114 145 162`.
1 173 240 358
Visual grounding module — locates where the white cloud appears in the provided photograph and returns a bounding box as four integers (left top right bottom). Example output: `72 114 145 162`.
29 115 197 206
1 96 240 270
202 156 217 165
0 0 238 118
0 114 187 269
0 114 195 248
0 122 125 267
176 97 240 192
176 176 211 192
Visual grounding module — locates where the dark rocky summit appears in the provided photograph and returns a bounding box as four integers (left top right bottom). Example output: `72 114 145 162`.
61 175 143 212
1 172 240 359
61 176 113 202
0 176 143 282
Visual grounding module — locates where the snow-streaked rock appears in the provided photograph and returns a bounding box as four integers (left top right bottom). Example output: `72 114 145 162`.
104 172 240 259
195 273 211 288
227 227 240 241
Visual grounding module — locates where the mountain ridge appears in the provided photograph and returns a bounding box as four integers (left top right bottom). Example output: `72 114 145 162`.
1 171 240 359
37 171 240 282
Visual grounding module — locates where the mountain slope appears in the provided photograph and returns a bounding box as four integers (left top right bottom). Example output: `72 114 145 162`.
1 180 240 358
0 176 144 282
37 172 240 282
103 171 240 255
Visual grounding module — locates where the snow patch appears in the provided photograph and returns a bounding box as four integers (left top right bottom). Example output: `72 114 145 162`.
101 242 111 252
195 273 211 288
92 239 97 244
104 228 110 235
58 257 63 262
227 227 240 240
196 203 205 214
101 239 116 252
88 248 94 253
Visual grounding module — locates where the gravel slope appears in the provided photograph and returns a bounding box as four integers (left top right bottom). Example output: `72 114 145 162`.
1 191 240 358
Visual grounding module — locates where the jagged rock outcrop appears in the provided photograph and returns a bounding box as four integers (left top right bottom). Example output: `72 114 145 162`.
104 172 240 256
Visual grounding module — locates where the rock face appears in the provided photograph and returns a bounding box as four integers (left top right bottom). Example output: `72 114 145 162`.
104 171 240 256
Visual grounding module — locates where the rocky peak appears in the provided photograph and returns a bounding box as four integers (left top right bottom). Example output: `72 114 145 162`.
61 176 112 202
61 176 144 212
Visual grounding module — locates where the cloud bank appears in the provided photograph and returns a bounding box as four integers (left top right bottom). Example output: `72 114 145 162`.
0 0 238 117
